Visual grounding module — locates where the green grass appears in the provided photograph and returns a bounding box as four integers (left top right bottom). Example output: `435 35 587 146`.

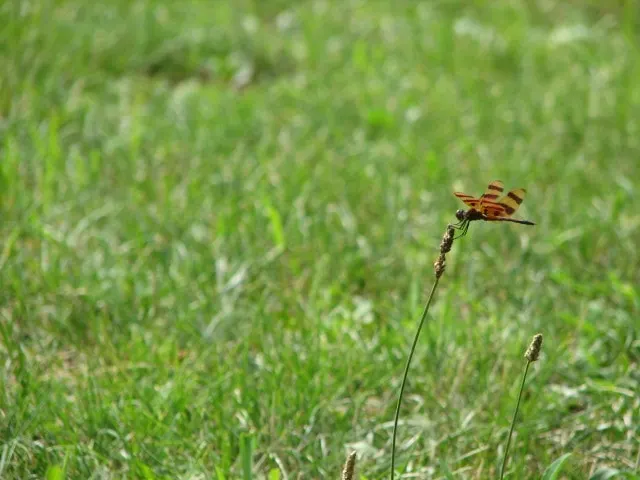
1 0 639 478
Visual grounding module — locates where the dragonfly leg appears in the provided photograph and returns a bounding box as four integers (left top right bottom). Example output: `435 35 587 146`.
453 221 470 240
448 220 467 230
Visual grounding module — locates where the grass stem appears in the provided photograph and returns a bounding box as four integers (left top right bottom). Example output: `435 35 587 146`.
500 334 542 479
390 278 441 480
499 361 530 479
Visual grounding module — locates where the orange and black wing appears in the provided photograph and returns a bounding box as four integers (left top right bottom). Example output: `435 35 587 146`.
496 188 526 217
479 180 504 207
477 180 507 218
454 192 481 209
482 202 508 219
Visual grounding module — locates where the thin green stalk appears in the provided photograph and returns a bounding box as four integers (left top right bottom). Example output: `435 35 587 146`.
500 334 543 479
390 278 441 480
499 360 531 479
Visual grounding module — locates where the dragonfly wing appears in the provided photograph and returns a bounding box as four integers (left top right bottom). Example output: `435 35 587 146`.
454 192 481 209
479 180 504 208
483 203 508 218
497 188 526 216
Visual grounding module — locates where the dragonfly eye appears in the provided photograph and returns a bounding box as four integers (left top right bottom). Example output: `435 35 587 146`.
455 209 465 221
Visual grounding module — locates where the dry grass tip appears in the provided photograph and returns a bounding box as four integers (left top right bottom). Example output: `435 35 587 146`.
434 225 455 278
341 451 357 480
524 333 543 362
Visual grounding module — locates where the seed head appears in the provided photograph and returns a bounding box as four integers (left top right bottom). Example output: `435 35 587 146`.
440 225 455 254
434 225 455 278
434 253 446 278
525 334 543 362
341 451 357 480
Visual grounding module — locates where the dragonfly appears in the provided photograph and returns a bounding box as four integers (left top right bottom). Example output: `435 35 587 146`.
451 180 535 238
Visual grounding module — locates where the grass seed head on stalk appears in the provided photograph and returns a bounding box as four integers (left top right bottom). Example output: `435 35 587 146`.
434 253 446 278
525 333 543 362
341 451 357 480
434 225 455 278
440 225 455 254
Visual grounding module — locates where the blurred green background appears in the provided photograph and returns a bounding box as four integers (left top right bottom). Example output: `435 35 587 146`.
1 0 639 478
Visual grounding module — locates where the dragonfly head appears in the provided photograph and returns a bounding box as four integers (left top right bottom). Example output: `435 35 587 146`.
455 209 466 221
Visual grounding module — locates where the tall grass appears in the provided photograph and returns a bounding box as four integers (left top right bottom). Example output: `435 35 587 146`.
389 217 549 479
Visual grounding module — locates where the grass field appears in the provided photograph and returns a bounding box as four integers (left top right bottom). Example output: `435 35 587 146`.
1 0 639 478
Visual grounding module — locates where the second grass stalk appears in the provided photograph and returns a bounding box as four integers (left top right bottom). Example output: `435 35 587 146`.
390 226 454 479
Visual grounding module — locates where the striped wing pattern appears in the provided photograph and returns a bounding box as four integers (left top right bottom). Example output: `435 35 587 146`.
453 181 533 228
453 192 481 209
455 182 528 219
496 188 526 216
482 203 508 218
479 180 504 206
479 180 507 217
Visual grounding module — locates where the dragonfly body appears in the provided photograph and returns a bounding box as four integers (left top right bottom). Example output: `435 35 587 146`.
452 181 535 238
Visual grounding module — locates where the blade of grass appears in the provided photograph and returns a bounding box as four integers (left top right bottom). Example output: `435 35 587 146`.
240 434 254 480
540 453 572 480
